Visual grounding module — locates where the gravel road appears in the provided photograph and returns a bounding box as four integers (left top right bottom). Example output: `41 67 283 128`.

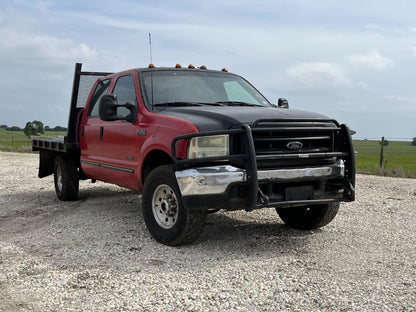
1 151 415 311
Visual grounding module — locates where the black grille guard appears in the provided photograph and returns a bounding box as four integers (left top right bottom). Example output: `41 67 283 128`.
172 119 356 211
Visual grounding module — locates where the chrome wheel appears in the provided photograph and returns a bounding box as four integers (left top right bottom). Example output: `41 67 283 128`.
152 184 179 229
143 166 207 245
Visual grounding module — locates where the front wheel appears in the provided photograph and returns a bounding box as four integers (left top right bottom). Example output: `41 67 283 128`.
276 202 340 230
54 155 79 201
142 166 207 246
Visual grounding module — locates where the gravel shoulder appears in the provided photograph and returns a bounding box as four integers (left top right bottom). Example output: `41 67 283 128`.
1 151 415 311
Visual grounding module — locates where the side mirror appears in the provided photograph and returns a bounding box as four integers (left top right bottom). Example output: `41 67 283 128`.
99 94 118 121
99 94 137 123
277 98 289 109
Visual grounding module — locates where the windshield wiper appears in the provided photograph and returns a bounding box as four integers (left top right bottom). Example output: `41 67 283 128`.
154 101 203 107
199 102 225 106
215 101 263 107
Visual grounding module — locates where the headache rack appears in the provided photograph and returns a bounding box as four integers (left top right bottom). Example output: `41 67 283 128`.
65 63 113 150
32 63 113 153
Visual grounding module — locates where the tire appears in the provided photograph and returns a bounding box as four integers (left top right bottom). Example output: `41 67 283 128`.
54 155 79 201
142 166 207 246
276 202 340 230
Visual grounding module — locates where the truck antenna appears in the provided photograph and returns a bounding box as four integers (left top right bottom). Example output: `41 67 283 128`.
149 32 153 65
149 32 154 111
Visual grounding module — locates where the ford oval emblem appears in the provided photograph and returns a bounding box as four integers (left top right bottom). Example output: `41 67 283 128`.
287 141 303 151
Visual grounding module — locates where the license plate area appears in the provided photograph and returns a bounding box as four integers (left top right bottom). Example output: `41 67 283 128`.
285 185 314 201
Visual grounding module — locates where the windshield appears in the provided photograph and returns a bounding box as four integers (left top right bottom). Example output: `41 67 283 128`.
139 70 271 109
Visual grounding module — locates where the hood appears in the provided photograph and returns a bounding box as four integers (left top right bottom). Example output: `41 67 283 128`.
159 106 330 132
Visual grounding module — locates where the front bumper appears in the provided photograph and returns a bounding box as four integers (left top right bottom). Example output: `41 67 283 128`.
175 160 353 211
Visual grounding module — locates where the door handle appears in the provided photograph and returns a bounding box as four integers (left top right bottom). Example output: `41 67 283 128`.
100 127 104 141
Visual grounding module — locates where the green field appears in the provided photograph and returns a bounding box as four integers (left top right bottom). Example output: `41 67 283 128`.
353 140 416 178
0 128 66 150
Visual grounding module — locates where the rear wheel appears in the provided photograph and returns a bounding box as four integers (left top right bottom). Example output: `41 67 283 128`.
142 166 207 246
54 155 79 201
276 202 340 230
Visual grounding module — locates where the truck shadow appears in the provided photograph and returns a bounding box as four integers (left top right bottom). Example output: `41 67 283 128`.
194 211 321 253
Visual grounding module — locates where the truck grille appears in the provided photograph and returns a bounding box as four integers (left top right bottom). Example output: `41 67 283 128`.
249 120 341 169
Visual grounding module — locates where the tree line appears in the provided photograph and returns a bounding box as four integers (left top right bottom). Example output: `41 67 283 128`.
1 122 67 136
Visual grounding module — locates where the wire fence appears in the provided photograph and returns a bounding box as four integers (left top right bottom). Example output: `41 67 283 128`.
0 135 31 148
0 140 31 147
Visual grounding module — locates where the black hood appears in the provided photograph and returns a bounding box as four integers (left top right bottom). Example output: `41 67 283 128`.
159 106 330 132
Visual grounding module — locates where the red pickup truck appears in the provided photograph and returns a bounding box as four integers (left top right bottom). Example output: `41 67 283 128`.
32 63 355 245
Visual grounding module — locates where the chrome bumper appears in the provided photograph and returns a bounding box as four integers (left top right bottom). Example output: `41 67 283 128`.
175 160 345 196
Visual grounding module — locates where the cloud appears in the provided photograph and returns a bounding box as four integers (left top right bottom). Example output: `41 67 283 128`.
286 62 350 89
0 13 97 128
0 27 96 65
382 95 416 112
346 50 393 70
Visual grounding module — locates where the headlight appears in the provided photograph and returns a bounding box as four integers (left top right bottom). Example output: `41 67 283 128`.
187 135 229 159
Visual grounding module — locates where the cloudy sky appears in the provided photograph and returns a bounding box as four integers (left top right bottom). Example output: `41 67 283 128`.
1 0 415 140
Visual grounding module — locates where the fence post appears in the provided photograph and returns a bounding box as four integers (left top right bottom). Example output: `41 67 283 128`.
379 136 385 169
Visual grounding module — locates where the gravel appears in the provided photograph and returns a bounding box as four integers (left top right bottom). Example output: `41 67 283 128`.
1 151 415 311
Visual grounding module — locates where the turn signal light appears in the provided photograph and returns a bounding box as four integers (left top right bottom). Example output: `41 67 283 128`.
175 64 182 68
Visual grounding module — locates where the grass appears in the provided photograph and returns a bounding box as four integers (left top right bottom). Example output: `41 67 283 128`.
0 128 66 152
353 140 416 178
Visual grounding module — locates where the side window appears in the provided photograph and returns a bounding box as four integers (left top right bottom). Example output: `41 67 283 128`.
112 75 137 118
87 79 111 118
